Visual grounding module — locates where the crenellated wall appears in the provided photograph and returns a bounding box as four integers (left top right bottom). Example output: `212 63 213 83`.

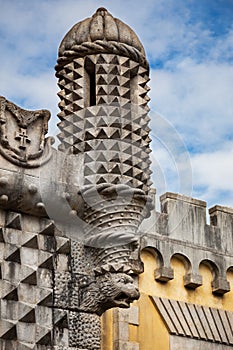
140 191 233 295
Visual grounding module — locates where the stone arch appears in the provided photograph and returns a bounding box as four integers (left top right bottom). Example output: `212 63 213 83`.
226 266 233 286
170 252 203 289
170 252 192 275
199 259 230 295
141 246 174 282
141 246 164 270
199 259 219 281
226 266 233 287
227 265 233 273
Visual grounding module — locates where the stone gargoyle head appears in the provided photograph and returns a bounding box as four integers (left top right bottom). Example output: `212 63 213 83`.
79 272 140 316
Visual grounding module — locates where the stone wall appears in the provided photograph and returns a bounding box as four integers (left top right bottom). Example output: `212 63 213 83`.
140 192 233 294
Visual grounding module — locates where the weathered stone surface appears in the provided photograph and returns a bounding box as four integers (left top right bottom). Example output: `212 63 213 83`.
69 312 101 349
0 212 71 349
56 8 148 68
55 5 153 325
0 96 53 168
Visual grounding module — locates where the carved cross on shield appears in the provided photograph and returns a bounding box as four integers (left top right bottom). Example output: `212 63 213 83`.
15 128 31 150
0 96 53 167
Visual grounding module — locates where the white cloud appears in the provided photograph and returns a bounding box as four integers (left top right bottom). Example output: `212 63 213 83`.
149 56 233 206
150 60 233 151
192 143 233 191
191 143 233 207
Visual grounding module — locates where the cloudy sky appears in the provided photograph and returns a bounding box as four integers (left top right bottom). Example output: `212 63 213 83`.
0 0 233 210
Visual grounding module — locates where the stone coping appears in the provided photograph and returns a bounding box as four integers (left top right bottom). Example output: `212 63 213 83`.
209 205 233 215
160 192 207 208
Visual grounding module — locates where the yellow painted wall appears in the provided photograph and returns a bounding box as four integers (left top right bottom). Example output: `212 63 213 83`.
101 309 113 350
139 249 233 312
132 294 169 350
225 268 233 309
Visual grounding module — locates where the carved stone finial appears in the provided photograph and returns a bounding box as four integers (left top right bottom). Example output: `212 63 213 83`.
96 7 108 12
56 8 148 69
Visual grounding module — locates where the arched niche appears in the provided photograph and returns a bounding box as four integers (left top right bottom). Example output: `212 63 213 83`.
170 252 192 275
141 246 164 270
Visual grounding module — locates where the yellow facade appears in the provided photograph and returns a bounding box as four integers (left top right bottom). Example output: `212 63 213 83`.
129 294 169 350
139 249 233 312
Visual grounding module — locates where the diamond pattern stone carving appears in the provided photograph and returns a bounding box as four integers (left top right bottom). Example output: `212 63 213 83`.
0 212 70 349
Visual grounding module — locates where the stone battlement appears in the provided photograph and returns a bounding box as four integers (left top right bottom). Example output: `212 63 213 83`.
140 191 233 295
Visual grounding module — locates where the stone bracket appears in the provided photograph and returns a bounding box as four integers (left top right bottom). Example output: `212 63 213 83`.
184 273 203 289
154 266 174 282
212 277 230 295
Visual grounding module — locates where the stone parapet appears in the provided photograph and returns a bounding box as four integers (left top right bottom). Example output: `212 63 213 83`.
159 192 207 245
209 205 233 254
140 191 233 296
141 191 233 254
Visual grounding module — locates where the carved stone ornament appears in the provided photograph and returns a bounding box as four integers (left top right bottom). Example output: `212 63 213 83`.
79 271 140 316
56 7 149 70
0 96 54 167
54 7 153 319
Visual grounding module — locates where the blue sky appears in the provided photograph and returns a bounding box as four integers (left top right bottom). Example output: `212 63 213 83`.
0 0 233 210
